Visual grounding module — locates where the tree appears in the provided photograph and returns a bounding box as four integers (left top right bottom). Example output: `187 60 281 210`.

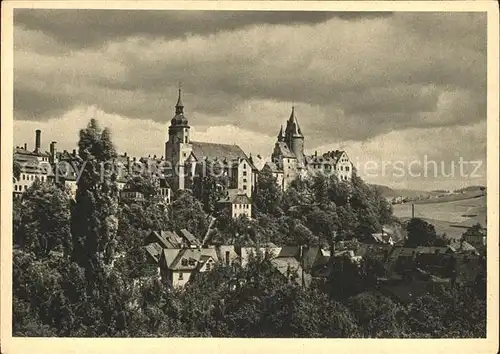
123 174 159 201
170 190 209 238
405 218 438 247
71 118 119 292
347 292 403 337
289 222 318 246
13 160 21 182
254 166 283 215
15 180 72 258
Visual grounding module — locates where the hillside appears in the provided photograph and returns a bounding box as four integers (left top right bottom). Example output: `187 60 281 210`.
392 195 487 240
370 184 439 199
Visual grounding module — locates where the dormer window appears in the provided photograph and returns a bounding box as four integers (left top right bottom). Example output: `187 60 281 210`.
181 259 188 266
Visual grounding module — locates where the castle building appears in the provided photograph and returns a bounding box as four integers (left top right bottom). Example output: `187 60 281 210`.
269 107 353 190
165 89 257 198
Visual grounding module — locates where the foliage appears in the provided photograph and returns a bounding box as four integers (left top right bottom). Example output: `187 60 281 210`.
11 119 485 339
170 190 209 238
14 180 72 258
13 160 21 182
405 218 438 247
71 118 119 288
253 166 283 215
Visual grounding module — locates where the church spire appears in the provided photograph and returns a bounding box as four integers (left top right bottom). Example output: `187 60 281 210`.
175 86 184 115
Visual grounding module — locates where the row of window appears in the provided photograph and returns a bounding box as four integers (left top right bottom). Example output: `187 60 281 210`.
235 203 250 209
14 185 28 191
20 174 46 181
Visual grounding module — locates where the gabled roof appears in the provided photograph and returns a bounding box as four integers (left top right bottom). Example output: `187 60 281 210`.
148 230 183 249
218 189 252 204
178 229 201 247
449 240 478 254
161 249 182 268
191 141 248 162
270 257 311 287
278 246 300 258
416 246 454 255
169 249 203 270
263 161 283 174
145 242 163 262
14 147 50 158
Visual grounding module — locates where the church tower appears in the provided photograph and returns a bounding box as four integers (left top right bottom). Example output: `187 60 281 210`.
165 88 192 190
284 106 305 168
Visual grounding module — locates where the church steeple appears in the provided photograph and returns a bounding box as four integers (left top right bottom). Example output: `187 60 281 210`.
171 86 188 127
175 87 184 115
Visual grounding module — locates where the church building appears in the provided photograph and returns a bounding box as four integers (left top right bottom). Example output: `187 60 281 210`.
165 89 257 198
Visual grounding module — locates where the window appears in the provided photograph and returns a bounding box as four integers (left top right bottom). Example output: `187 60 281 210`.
346 166 350 172
243 171 247 176
225 251 230 265
243 163 246 169
22 175 25 180
14 185 17 191
243 185 247 190
340 166 344 171
178 272 184 280
206 262 211 271
243 178 247 183
185 137 188 143
183 152 187 158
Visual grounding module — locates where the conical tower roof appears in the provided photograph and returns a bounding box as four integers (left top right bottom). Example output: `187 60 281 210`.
286 106 303 138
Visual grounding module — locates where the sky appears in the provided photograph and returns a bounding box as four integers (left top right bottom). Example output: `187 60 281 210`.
13 9 487 191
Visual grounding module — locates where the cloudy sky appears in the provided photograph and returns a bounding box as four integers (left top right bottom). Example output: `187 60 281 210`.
13 9 487 190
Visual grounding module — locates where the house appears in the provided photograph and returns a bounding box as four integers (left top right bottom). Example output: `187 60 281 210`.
270 256 312 288
380 269 451 303
13 130 53 197
239 242 282 267
367 232 395 245
120 190 146 203
158 248 218 288
217 189 252 219
214 245 239 266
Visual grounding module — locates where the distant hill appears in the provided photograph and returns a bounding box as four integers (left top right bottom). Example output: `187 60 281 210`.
370 184 438 199
454 185 486 193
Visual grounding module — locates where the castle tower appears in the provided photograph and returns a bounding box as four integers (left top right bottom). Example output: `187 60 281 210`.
284 106 305 168
165 88 193 190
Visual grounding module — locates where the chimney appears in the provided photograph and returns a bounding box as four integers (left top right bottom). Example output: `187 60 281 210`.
24 143 27 150
314 150 318 157
50 141 58 163
124 152 127 157
72 149 76 157
35 130 41 153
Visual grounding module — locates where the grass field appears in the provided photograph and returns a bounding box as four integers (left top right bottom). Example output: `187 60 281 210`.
393 195 486 240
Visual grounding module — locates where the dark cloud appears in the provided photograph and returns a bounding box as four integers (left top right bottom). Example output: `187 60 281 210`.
14 9 390 49
14 85 76 120
12 11 487 149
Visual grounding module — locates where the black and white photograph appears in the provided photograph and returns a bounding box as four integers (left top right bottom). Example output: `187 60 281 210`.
1 1 498 352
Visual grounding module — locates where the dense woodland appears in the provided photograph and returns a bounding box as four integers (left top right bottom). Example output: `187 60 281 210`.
12 119 486 337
